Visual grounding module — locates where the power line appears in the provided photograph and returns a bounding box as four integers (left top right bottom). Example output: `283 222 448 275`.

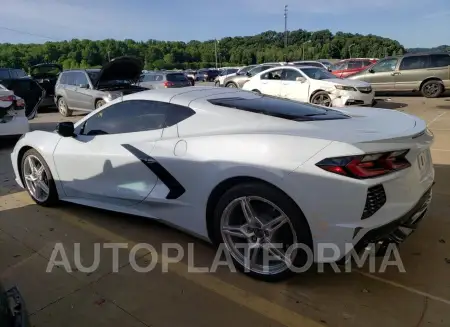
0 26 58 41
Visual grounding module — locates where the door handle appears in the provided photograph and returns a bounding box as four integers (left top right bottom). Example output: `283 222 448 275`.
391 72 401 76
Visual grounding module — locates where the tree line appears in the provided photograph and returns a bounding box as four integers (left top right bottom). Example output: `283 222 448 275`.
0 29 406 71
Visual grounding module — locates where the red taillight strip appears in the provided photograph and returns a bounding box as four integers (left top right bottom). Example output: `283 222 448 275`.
316 150 411 179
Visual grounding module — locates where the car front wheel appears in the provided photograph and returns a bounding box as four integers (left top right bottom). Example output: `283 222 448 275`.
212 182 313 282
21 149 59 206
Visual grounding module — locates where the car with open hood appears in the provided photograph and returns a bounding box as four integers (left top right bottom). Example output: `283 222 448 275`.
30 63 62 107
54 56 147 117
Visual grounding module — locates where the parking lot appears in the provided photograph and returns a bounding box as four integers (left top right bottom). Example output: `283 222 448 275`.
1 90 450 327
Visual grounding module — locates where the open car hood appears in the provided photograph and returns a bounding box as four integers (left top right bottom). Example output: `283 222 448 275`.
30 63 62 79
94 56 144 88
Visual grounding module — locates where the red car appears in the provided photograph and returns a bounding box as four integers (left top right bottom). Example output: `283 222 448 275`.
331 58 378 78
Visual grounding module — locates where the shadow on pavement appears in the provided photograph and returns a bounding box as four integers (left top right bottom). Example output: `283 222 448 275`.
374 99 408 110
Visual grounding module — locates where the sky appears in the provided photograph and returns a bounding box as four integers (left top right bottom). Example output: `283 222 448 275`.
1 0 449 48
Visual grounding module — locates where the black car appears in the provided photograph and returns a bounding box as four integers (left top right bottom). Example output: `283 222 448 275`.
29 63 62 107
196 69 220 82
0 68 44 119
0 282 30 327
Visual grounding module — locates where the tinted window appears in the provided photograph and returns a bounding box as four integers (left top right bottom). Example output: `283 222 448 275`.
371 58 398 73
282 69 302 81
73 72 89 85
332 62 348 71
143 74 156 82
166 73 188 82
61 72 77 85
14 69 27 78
399 56 428 70
80 100 195 136
348 61 363 69
304 62 324 68
260 69 282 80
87 70 100 81
301 68 335 80
208 96 349 121
249 65 274 76
363 60 373 67
0 69 10 80
429 54 450 68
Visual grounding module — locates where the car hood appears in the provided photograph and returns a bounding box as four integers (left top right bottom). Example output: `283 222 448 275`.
320 78 371 87
30 63 62 79
94 56 143 88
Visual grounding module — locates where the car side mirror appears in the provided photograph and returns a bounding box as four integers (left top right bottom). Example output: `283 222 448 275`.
78 84 89 89
328 68 332 72
56 122 75 137
368 69 375 73
296 77 306 83
246 72 252 77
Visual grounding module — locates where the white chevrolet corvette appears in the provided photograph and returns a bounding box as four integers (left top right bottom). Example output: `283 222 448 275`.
10 86 434 281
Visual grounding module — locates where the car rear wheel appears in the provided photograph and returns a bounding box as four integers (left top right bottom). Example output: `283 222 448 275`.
57 97 73 117
212 182 313 282
421 80 443 98
95 99 106 109
311 91 332 107
21 149 59 206
252 89 261 94
226 82 238 88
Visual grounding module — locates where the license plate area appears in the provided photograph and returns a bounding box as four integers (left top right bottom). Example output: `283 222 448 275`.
417 149 431 173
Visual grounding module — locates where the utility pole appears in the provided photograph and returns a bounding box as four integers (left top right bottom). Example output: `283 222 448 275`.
107 51 111 61
348 44 355 59
284 5 288 49
215 39 218 69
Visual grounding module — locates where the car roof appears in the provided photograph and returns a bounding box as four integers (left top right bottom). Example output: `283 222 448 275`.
122 86 254 105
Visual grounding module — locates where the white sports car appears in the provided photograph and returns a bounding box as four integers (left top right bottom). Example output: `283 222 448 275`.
10 87 434 281
242 65 375 107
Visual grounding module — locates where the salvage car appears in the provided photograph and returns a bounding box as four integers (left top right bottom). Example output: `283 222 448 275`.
0 85 31 137
29 63 62 107
11 86 434 281
347 52 450 97
0 68 44 119
54 56 147 116
223 64 281 88
243 66 374 107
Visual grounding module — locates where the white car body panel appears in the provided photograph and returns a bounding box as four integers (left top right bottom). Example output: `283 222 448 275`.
0 88 30 136
11 87 434 262
243 66 375 107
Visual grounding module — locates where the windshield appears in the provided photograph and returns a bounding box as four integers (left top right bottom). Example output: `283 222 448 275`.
166 73 188 82
87 70 130 86
301 68 336 80
31 65 61 76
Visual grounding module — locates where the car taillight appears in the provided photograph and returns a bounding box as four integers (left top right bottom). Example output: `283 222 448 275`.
316 150 411 179
0 95 15 102
15 98 25 108
163 81 174 87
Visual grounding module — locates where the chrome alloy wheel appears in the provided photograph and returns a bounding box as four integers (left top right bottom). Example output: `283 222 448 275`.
58 98 67 115
23 155 50 202
220 196 298 275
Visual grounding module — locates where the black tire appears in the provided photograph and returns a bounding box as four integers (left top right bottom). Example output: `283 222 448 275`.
20 149 59 206
310 91 332 107
57 97 73 117
95 99 106 109
211 182 313 282
215 81 220 87
421 80 444 98
226 82 238 88
252 89 261 94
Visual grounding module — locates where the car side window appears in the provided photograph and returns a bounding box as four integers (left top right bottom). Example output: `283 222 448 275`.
333 62 348 70
14 69 27 78
348 61 363 69
260 69 282 80
399 56 428 71
282 69 302 81
428 54 450 68
371 58 398 73
363 60 373 67
74 72 89 86
64 72 76 85
79 100 196 136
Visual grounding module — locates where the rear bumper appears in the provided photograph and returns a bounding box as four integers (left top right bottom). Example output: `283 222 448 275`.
340 185 433 263
0 116 29 136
